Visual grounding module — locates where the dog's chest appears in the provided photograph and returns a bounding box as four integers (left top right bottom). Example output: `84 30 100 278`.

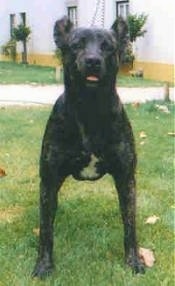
80 153 100 179
76 122 103 180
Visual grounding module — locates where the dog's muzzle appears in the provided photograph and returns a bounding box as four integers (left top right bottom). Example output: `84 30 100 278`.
85 56 101 82
77 54 104 84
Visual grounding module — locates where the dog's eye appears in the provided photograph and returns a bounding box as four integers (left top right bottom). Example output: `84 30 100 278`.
70 41 84 51
101 41 114 52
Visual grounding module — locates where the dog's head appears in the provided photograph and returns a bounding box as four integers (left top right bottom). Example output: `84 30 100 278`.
54 16 128 87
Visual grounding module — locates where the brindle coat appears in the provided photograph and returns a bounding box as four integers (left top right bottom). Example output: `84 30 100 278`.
32 16 144 278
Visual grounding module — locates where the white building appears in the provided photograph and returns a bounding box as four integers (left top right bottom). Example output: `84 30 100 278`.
131 0 175 83
0 0 66 66
0 0 174 83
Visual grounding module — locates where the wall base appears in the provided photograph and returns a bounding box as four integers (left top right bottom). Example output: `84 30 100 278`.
1 53 174 84
27 53 59 67
0 53 59 67
134 61 174 83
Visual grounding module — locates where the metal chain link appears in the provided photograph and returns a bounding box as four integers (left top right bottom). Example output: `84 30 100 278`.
91 0 105 27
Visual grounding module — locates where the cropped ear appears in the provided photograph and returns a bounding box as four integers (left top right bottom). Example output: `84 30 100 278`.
53 16 73 50
111 17 129 62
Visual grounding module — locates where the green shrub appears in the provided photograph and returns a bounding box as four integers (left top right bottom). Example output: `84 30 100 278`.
1 39 17 62
122 13 148 65
127 13 148 43
121 42 135 64
13 24 31 64
13 24 31 42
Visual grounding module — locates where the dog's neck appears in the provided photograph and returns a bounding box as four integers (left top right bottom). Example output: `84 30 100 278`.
64 75 119 134
64 73 117 99
65 82 116 113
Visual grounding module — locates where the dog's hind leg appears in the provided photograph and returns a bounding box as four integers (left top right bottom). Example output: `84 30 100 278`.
32 175 65 278
113 174 145 274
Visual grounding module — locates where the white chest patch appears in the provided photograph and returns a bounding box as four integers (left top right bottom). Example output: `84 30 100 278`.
80 153 100 179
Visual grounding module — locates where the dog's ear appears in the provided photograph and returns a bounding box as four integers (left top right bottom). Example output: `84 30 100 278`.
111 17 129 62
54 16 73 49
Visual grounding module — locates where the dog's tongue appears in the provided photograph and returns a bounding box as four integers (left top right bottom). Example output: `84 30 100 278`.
86 75 99 82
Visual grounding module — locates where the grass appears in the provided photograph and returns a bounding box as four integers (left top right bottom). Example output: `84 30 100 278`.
0 61 164 87
0 61 57 85
0 102 174 285
116 75 164 87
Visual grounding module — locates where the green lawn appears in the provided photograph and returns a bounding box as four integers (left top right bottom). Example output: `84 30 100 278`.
0 61 164 87
0 102 174 285
0 61 57 85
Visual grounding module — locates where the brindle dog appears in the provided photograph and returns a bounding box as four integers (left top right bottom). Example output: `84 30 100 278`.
32 16 144 277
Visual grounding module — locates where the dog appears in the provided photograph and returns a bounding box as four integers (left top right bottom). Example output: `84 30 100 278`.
32 16 145 278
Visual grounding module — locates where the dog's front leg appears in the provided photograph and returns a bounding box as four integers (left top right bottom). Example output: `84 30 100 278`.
32 176 64 278
113 175 145 274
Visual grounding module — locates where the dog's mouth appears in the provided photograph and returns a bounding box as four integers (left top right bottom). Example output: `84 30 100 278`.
86 75 99 82
85 75 100 87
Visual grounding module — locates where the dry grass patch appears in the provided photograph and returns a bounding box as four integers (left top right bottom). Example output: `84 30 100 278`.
0 206 24 223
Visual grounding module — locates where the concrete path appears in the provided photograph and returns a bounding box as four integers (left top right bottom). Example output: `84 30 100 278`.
0 84 174 106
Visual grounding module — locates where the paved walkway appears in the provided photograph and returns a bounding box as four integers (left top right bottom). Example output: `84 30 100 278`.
0 84 174 106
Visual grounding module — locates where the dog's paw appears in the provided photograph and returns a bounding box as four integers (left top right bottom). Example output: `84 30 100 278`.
127 255 145 275
132 260 145 274
32 259 54 279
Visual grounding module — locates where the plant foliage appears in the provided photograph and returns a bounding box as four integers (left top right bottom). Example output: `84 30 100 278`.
1 39 17 62
121 13 148 65
13 24 31 42
12 24 31 64
121 41 135 64
127 13 148 42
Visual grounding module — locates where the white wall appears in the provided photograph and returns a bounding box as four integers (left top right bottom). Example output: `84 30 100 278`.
0 0 117 56
78 0 115 28
3 0 174 66
78 0 102 27
104 0 117 29
0 0 12 47
130 0 175 64
0 0 66 55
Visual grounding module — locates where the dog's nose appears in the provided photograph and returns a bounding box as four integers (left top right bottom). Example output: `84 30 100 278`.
85 57 101 69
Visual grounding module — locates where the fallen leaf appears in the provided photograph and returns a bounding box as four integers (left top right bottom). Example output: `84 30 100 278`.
0 167 6 177
145 215 160 224
33 228 40 236
168 132 175 137
139 247 155 267
139 131 147 139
